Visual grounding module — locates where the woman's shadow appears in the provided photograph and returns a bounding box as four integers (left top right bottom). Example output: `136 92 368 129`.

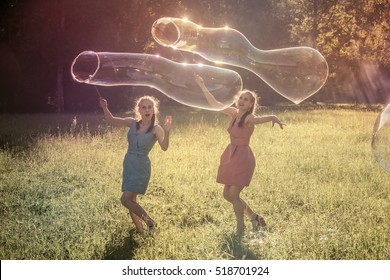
220 232 262 260
102 229 262 260
103 229 141 260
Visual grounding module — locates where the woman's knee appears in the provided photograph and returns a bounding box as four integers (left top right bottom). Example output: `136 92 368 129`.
223 189 234 203
224 186 243 203
121 192 136 206
223 191 231 202
120 195 127 206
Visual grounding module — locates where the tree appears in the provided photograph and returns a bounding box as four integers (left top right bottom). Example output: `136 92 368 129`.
275 0 390 103
2 0 387 112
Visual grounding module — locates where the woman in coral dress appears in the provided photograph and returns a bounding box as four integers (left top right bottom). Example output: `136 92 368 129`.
196 75 285 235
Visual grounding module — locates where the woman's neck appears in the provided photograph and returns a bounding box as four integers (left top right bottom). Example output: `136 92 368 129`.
237 109 247 118
140 119 151 127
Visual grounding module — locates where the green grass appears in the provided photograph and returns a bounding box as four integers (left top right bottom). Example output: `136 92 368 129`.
1 104 389 260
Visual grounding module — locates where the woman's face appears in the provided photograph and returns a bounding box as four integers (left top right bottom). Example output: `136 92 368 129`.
138 99 155 121
237 92 254 111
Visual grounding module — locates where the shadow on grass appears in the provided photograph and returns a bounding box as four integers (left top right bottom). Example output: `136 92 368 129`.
0 132 38 154
220 232 260 260
103 229 141 260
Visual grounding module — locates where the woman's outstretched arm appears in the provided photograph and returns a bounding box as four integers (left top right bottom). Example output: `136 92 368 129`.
99 98 133 127
194 74 236 116
246 114 285 129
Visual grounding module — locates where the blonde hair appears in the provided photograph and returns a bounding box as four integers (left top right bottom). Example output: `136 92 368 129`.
134 96 160 133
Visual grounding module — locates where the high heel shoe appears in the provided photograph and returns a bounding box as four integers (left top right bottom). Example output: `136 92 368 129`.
251 214 266 231
142 215 156 234
146 220 156 234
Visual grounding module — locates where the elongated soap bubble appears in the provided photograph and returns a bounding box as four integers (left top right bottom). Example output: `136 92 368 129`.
71 51 242 110
372 103 390 174
152 17 329 104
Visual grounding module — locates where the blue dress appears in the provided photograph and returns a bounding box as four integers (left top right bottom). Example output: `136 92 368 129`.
122 121 157 194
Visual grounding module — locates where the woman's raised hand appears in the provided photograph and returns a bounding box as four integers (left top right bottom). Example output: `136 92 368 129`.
163 115 173 132
99 98 108 110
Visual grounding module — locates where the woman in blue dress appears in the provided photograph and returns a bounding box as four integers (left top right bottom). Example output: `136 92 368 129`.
100 96 172 234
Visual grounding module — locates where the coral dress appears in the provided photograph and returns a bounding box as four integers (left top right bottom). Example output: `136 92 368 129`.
122 121 157 194
217 112 255 187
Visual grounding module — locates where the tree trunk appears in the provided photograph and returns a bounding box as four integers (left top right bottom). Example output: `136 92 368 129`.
56 0 65 113
56 65 64 113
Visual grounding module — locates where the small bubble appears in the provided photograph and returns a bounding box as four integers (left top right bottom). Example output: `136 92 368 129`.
372 103 390 174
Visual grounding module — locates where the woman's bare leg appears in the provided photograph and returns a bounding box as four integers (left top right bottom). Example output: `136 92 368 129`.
121 191 155 232
127 193 144 233
223 185 262 233
223 185 245 234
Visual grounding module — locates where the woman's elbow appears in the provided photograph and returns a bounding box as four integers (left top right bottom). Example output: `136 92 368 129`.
160 141 169 151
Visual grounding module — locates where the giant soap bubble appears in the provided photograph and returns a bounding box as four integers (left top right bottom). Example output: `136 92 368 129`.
71 51 242 110
372 103 390 174
152 17 329 104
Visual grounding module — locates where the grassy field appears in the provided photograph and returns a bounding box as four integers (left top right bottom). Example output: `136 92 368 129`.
1 104 389 260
